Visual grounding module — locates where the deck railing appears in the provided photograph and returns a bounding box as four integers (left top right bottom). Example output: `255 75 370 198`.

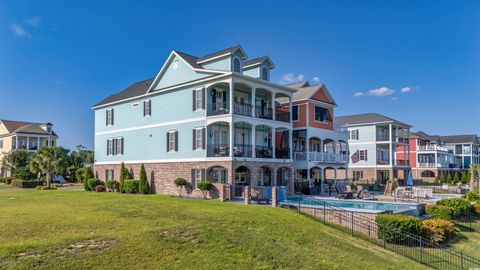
233 102 252 117
282 194 480 270
233 144 252 157
207 144 229 157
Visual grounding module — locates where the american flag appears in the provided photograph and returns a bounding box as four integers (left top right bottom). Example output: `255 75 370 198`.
351 151 359 163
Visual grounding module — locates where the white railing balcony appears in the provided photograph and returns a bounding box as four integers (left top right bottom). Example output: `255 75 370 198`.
418 162 450 168
309 152 324 162
417 145 448 152
293 152 307 161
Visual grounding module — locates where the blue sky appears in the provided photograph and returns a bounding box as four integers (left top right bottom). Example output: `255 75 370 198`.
1 0 479 150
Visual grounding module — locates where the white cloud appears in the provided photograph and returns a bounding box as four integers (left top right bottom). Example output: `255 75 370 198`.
10 24 32 39
400 86 412 93
311 76 320 84
23 16 41 28
279 73 305 84
354 87 395 97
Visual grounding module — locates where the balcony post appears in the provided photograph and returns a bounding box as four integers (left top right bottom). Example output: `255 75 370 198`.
271 91 276 121
289 129 293 159
229 80 234 114
26 137 30 151
389 124 393 166
15 136 18 149
272 128 276 159
37 137 40 149
252 126 256 158
228 121 234 157
289 96 293 123
252 88 256 117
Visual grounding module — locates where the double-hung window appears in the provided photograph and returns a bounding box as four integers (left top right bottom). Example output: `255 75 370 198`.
116 137 124 155
191 168 205 189
167 131 178 152
106 108 114 126
143 100 151 116
359 150 368 161
353 170 363 180
314 106 331 122
292 105 299 121
350 129 359 140
193 128 205 150
107 139 114 155
193 88 205 111
105 169 114 181
107 138 123 156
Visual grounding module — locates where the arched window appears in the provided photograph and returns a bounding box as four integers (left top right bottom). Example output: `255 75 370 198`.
421 171 435 178
233 58 241 73
261 67 268 80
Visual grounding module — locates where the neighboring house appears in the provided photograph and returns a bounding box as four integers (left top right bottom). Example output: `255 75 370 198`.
93 45 296 200
442 135 480 170
0 120 58 177
403 131 455 182
334 113 411 184
279 81 348 195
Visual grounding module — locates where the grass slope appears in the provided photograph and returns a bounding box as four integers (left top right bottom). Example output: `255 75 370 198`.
447 220 480 258
0 190 427 270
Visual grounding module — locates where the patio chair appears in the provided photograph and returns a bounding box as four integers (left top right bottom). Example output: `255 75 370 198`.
250 189 270 204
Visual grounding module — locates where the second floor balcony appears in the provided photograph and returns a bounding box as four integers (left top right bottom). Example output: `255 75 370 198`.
417 145 448 152
293 151 348 164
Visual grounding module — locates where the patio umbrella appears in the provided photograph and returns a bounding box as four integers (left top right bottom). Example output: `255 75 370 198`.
406 170 414 186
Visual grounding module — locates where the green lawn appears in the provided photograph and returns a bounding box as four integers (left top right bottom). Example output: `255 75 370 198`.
0 189 428 270
447 220 480 258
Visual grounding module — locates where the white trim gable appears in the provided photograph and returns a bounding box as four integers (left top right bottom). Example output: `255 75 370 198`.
147 51 226 93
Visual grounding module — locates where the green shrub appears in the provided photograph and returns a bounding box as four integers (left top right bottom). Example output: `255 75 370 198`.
119 162 128 193
197 181 213 199
453 172 460 185
105 180 118 191
438 198 471 218
86 178 101 191
426 205 456 220
11 179 42 188
174 178 188 197
14 167 34 180
124 179 139 194
447 172 452 183
0 177 12 184
421 219 456 243
473 202 480 215
376 214 422 242
95 185 106 192
461 171 468 184
139 164 149 194
466 191 480 202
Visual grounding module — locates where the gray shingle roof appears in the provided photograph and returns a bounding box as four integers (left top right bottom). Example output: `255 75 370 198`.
174 51 203 69
243 56 274 68
196 45 245 62
334 113 412 128
94 78 154 107
411 131 442 142
0 120 57 136
441 135 479 144
279 81 336 105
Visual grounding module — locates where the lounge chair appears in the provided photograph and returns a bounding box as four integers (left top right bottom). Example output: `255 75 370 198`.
250 189 270 204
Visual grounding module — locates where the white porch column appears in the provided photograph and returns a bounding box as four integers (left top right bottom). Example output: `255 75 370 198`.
15 136 18 149
389 124 393 166
26 137 30 151
229 121 234 157
252 88 256 117
289 129 293 159
271 91 276 121
251 125 256 158
407 129 411 166
271 127 276 159
289 96 293 123
334 169 337 181
37 137 40 149
229 80 234 115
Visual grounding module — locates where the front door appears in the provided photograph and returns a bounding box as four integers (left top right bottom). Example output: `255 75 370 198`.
234 170 249 198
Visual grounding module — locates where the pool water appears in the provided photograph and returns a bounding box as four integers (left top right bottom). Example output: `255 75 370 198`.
282 197 421 215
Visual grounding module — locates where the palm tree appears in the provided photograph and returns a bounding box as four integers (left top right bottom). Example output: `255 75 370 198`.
30 146 68 188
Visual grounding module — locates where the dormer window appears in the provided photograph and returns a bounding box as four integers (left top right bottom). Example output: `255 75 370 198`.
261 67 269 81
233 57 241 73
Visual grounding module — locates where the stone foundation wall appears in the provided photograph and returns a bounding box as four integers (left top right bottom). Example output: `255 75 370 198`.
94 160 294 200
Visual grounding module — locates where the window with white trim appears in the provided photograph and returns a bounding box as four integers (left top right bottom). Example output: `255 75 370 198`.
167 131 177 152
116 137 123 155
195 89 203 111
143 100 151 116
292 105 299 121
353 170 363 181
359 150 368 161
261 67 268 80
194 128 204 150
107 139 114 155
349 129 359 140
106 169 114 181
314 106 331 122
193 169 203 189
233 57 241 73
106 109 114 126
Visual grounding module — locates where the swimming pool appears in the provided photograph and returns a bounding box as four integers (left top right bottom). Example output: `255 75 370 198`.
281 197 423 215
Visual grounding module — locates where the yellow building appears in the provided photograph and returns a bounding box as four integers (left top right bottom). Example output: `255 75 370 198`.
0 120 58 177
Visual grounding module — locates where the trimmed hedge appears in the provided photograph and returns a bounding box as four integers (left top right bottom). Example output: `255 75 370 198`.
376 214 422 242
124 179 139 194
473 202 480 215
37 184 58 190
438 198 471 218
86 178 102 191
105 180 118 191
426 205 456 220
11 179 43 188
0 177 12 184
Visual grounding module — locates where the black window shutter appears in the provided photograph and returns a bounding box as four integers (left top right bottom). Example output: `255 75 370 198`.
192 89 196 111
106 140 109 155
113 139 117 155
149 100 152 115
111 109 114 125
192 129 196 150
175 131 178 151
202 128 206 150
105 110 108 126
121 138 124 154
166 132 169 152
105 170 108 180
356 130 359 140
201 88 206 109
365 150 368 161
